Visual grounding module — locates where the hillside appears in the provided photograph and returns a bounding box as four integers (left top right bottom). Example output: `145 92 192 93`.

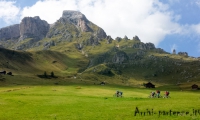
0 10 200 87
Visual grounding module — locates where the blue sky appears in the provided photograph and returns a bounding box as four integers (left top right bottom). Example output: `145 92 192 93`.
0 0 200 57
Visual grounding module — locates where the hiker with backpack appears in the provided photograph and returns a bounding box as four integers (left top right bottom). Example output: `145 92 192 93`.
114 90 123 97
156 90 160 98
150 91 155 98
164 91 170 98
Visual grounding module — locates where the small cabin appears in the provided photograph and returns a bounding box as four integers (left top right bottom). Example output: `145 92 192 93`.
7 72 12 76
191 84 199 90
144 82 155 88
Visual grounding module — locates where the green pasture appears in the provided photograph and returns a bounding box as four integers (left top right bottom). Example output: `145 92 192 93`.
0 77 200 120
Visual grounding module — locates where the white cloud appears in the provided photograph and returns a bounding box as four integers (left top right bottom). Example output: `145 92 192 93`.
0 1 20 25
20 0 78 24
191 23 200 34
20 0 184 46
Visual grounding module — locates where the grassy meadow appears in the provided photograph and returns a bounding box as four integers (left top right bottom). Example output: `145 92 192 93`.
0 75 200 120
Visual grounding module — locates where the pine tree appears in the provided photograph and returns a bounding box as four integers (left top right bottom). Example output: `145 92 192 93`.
51 71 54 77
44 71 47 78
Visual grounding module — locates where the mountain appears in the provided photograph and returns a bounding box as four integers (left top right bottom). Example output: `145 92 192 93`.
0 10 107 50
0 10 200 86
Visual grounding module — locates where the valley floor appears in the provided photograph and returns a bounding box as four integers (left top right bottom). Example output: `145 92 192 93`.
0 75 200 120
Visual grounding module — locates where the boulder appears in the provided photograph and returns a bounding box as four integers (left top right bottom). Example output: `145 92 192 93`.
106 35 113 44
133 35 140 41
115 37 122 42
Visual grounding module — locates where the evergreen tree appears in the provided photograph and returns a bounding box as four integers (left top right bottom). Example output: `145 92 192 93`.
51 71 54 77
44 71 47 78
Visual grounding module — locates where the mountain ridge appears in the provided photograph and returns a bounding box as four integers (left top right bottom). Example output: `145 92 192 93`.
0 10 200 87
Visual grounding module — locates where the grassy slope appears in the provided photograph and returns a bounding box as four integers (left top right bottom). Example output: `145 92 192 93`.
1 36 200 88
78 39 200 88
0 48 88 76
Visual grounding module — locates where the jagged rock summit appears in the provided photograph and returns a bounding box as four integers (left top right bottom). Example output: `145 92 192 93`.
47 10 107 48
61 10 91 32
19 16 49 41
0 10 108 50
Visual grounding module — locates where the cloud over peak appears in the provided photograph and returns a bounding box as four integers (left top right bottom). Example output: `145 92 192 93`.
0 1 20 25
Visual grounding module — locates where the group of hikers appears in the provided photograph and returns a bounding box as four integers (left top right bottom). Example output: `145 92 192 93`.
114 90 170 98
150 90 170 98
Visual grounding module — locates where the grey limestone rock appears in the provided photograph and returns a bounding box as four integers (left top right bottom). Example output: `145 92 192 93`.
106 35 113 44
124 35 128 40
132 42 155 50
133 35 140 41
62 10 107 38
62 10 91 32
115 37 122 42
178 52 188 57
0 24 20 41
19 16 49 41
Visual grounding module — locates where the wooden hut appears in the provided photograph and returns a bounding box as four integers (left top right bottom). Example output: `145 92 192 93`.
144 82 155 88
191 84 199 90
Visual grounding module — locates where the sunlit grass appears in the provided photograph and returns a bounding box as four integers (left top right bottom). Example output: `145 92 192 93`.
0 76 199 120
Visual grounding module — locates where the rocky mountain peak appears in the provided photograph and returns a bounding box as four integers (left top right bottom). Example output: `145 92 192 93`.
62 10 87 20
33 16 41 20
61 10 91 32
19 16 49 41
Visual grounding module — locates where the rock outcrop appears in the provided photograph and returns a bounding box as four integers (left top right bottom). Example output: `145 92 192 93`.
106 35 113 44
61 10 106 39
62 10 91 32
178 52 188 57
0 24 20 41
132 42 155 50
19 16 49 41
112 51 129 64
133 35 140 41
115 37 122 42
172 49 176 54
47 10 107 47
124 35 128 40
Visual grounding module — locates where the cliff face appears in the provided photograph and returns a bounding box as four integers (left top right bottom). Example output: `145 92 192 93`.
47 10 107 39
46 10 107 50
19 16 50 41
0 16 49 42
0 24 20 41
62 10 91 32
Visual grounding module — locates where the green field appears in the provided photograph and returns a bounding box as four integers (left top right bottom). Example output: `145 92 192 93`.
0 76 199 120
